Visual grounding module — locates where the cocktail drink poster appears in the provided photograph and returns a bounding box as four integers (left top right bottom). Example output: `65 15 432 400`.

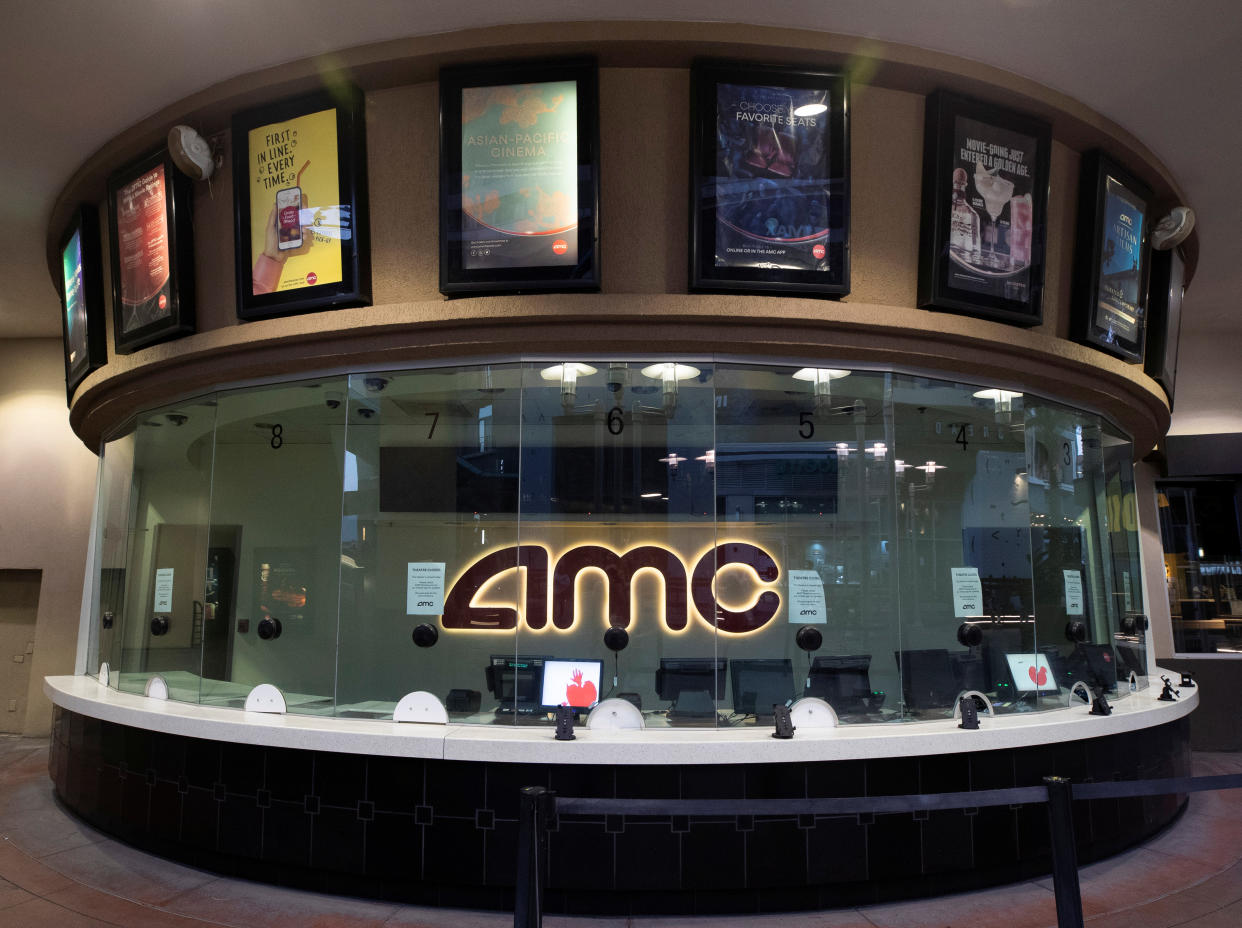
918 93 1050 326
945 115 1038 303
459 80 579 270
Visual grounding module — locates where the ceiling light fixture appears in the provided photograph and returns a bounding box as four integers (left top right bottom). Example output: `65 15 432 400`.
640 363 700 410
792 367 850 410
541 362 597 409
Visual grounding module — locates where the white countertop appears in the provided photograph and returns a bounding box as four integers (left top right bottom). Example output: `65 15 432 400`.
44 672 1198 766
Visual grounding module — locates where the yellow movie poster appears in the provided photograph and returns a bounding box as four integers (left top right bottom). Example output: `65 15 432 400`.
247 108 342 294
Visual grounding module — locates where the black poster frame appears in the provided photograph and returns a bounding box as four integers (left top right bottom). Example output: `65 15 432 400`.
439 58 600 295
1071 150 1154 364
107 149 196 354
917 91 1051 327
232 85 371 321
689 60 850 297
58 204 108 404
1143 245 1185 405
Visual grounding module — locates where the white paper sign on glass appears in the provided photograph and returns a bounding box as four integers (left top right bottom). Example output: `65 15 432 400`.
951 567 983 617
153 567 174 613
787 570 828 624
1063 569 1084 616
406 562 446 615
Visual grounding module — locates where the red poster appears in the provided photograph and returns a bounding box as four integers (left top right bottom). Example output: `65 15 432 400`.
115 165 171 334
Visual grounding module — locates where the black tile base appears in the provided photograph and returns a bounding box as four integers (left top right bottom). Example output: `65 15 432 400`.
48 707 1189 916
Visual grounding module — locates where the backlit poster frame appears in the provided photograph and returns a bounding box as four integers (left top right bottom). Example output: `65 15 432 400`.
439 58 600 294
107 149 196 354
1071 150 1153 364
690 60 850 296
232 85 371 321
917 91 1051 326
58 204 107 404
1144 245 1185 406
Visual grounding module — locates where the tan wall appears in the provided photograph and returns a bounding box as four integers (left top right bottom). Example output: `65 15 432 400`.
0 339 98 734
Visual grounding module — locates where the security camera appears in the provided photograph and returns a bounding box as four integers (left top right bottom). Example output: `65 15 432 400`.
606 364 629 394
325 391 342 409
356 405 376 419
165 413 188 426
364 377 388 393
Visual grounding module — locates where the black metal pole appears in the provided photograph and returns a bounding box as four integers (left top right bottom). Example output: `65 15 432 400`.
515 786 551 928
1043 776 1084 928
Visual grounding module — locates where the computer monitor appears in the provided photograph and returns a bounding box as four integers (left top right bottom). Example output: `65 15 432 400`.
1004 653 1060 693
730 658 795 717
655 658 728 702
977 625 1024 692
1114 642 1147 677
895 649 959 710
539 658 604 712
485 654 548 713
805 654 872 713
1073 643 1120 691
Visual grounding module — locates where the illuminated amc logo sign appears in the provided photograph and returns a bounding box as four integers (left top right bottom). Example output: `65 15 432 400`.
443 542 781 635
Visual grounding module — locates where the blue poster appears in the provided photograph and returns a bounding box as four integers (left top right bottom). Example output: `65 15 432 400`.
713 83 832 272
1093 177 1146 347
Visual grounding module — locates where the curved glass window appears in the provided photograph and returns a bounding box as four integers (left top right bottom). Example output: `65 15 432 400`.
86 360 1148 725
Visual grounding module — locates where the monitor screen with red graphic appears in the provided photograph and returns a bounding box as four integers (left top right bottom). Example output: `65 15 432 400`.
540 659 603 711
1005 653 1059 693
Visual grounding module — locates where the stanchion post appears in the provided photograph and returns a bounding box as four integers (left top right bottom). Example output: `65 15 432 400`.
1043 776 1084 928
515 786 553 928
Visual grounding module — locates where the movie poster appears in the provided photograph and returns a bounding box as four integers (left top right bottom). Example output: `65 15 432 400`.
946 116 1038 302
254 548 310 624
460 80 579 269
62 228 87 373
713 83 832 272
114 165 171 335
1092 177 1146 349
246 108 343 295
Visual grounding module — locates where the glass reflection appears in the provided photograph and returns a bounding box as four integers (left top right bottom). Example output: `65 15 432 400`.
86 359 1145 724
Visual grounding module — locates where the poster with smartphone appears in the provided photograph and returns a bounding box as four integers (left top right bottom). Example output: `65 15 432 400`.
232 85 370 320
246 107 342 294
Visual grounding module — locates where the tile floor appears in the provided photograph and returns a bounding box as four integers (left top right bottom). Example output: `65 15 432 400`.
2 735 1240 927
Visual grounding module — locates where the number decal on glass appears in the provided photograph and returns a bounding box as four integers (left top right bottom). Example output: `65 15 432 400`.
1062 442 1072 466
955 424 969 452
607 407 625 436
270 424 283 449
798 411 815 439
425 411 439 440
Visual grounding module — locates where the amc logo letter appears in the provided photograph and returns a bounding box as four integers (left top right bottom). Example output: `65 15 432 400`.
442 542 780 635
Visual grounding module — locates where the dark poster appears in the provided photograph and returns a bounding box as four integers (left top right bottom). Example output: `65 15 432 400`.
713 83 833 273
1091 178 1147 352
114 164 173 336
945 116 1038 303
